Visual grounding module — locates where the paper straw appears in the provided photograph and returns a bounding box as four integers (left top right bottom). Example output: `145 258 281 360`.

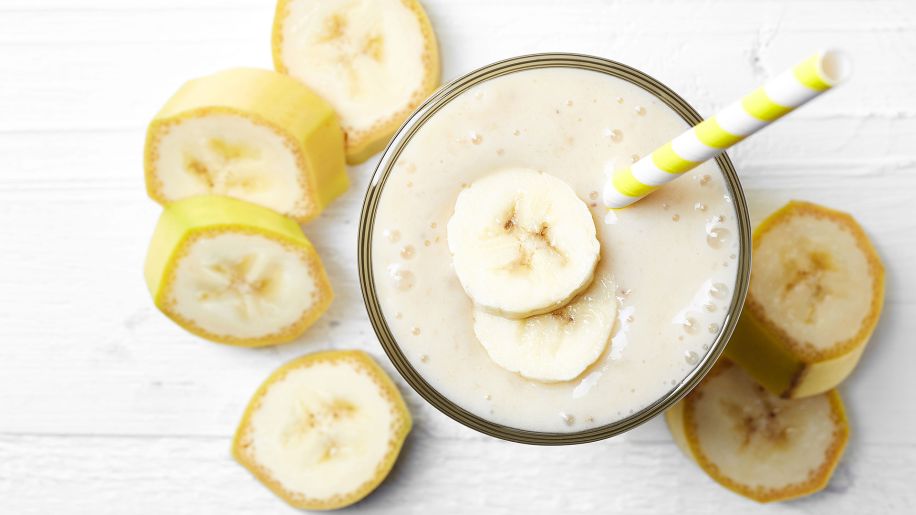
604 50 851 209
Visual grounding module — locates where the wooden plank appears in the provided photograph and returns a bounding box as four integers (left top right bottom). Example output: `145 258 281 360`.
2 116 915 178
0 1 915 131
1 434 913 514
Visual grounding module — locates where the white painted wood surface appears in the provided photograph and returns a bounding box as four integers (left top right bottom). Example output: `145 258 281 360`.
1 0 915 512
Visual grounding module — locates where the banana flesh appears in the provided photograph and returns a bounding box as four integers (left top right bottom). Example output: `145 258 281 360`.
473 275 617 382
447 168 601 319
666 360 849 503
233 350 411 510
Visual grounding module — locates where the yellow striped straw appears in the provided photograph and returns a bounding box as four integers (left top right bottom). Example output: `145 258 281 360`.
604 49 851 209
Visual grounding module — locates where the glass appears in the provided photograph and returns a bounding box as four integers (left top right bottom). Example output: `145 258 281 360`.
358 53 752 445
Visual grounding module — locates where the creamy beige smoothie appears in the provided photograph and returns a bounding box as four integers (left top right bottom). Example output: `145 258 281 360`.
370 67 740 433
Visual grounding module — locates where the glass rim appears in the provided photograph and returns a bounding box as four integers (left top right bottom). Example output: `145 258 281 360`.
358 53 752 445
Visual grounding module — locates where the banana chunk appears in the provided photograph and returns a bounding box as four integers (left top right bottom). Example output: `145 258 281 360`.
725 201 885 398
447 168 600 319
233 350 411 510
473 275 617 382
145 68 348 222
144 195 333 346
666 360 849 503
273 0 440 164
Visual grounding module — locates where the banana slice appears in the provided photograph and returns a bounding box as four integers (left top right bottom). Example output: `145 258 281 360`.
233 350 411 510
447 168 600 319
272 0 440 164
144 195 333 346
473 275 617 382
145 68 349 222
725 201 885 398
666 360 849 503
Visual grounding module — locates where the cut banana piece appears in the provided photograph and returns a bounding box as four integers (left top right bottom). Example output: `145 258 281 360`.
145 68 348 222
725 201 885 398
272 0 440 164
233 350 411 510
473 275 617 382
448 168 600 319
144 195 333 346
666 360 849 503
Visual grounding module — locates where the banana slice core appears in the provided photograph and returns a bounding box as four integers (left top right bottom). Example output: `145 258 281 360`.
447 168 600 319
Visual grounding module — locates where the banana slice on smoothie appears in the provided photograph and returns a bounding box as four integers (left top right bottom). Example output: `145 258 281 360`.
666 360 849 503
272 0 440 164
233 350 411 510
447 168 600 319
144 195 333 346
725 201 885 398
473 275 617 382
145 68 348 223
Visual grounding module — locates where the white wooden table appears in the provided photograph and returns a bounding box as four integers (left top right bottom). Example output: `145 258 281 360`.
2 1 915 513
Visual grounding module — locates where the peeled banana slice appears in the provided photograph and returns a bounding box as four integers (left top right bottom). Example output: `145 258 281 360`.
447 168 600 319
725 201 885 398
473 275 617 382
666 360 849 503
272 0 440 164
233 350 411 510
144 195 333 346
145 68 349 222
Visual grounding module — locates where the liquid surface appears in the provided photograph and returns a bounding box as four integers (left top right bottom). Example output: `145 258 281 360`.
371 67 740 433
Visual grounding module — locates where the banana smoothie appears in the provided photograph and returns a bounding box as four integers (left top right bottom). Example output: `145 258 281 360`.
370 67 740 433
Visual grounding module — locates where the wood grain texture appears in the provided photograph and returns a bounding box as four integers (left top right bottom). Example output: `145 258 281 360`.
1 0 914 513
